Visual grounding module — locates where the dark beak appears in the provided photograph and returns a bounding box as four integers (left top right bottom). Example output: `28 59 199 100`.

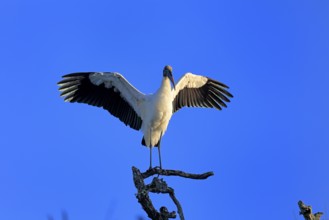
169 75 176 90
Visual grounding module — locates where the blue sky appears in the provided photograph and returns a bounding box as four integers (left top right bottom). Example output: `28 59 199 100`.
1 0 329 219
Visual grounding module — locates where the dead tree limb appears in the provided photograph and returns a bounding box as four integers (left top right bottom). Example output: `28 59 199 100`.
142 167 214 179
132 166 214 220
298 200 324 220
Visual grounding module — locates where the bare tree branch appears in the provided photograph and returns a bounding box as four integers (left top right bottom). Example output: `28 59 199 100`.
142 167 214 179
298 200 324 220
132 166 213 220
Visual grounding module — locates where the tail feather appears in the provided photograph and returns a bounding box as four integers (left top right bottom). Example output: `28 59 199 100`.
141 137 146 146
141 137 160 147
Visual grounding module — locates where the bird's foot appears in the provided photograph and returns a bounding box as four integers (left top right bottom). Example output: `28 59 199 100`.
147 166 163 178
153 166 163 177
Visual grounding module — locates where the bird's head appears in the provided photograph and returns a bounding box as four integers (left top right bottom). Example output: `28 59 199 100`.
163 65 176 90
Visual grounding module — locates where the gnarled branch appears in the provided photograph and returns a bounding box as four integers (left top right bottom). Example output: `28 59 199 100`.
132 166 214 220
142 167 214 179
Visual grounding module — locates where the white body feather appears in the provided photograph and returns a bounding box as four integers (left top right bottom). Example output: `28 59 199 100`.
141 78 173 147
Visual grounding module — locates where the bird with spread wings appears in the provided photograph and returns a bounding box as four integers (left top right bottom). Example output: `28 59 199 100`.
58 65 233 169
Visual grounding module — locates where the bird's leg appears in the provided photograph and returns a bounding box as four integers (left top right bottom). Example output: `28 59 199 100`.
157 145 162 170
149 128 153 170
157 132 163 170
149 146 152 170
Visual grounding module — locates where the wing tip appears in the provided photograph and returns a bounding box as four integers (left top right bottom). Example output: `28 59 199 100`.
207 78 234 99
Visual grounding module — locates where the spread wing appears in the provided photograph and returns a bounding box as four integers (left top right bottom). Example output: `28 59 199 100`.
172 73 233 113
57 72 145 130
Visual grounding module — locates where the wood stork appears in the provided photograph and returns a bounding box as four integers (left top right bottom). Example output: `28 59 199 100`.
57 65 233 169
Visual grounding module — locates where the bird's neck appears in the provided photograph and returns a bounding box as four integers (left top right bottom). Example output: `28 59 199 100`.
157 77 172 95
